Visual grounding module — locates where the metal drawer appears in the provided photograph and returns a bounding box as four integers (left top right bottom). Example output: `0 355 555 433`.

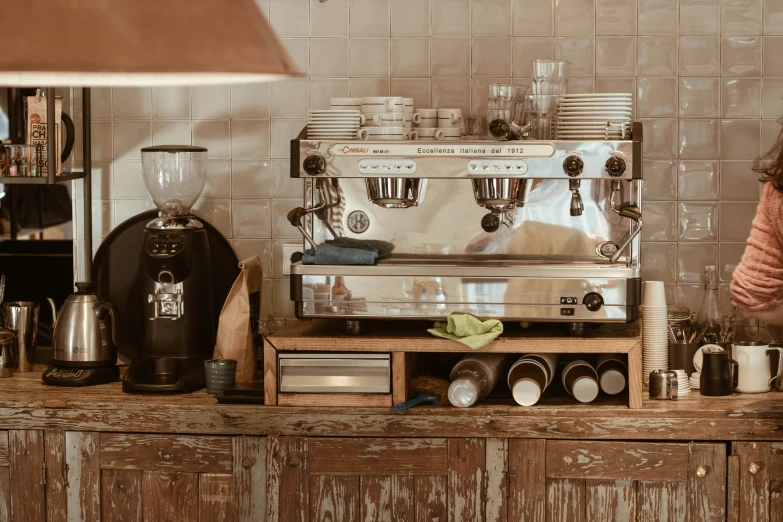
278 353 391 394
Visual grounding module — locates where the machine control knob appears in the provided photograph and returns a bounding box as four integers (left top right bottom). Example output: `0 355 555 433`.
583 292 604 312
563 156 584 177
605 156 627 177
303 155 327 176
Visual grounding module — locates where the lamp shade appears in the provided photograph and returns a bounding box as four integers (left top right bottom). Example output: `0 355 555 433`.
0 0 302 86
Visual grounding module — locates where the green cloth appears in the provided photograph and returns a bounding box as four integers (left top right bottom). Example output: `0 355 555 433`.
428 313 504 350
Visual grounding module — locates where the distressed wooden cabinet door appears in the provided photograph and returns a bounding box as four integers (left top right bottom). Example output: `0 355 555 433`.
39 432 267 521
731 442 783 522
508 439 727 522
266 436 511 522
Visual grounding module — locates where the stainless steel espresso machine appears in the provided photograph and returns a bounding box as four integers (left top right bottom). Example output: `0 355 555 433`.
287 123 643 331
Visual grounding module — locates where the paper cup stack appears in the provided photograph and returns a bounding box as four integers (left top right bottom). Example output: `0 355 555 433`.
642 281 669 380
674 369 692 396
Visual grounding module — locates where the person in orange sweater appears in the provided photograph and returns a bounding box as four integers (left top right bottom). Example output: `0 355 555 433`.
731 126 783 324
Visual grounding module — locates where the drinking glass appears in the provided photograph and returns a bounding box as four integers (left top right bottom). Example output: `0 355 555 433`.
488 84 527 113
527 95 559 140
464 117 488 140
531 60 570 95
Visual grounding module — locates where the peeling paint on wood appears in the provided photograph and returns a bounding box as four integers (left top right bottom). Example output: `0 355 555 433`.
636 481 686 522
728 456 740 522
266 436 308 522
100 433 233 473
448 438 485 522
770 481 783 522
9 430 46 521
310 438 447 476
734 442 770 522
0 467 10 522
687 443 726 522
101 469 142 522
546 441 688 481
45 430 67 522
585 479 635 522
0 431 9 467
199 473 234 522
548 478 586 522
508 439 546 522
233 436 266 522
361 475 414 522
142 471 198 521
415 476 446 522
310 475 359 522
485 438 507 522
66 431 101 522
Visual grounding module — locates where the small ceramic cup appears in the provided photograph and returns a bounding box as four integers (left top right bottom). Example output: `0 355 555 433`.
437 108 463 128
369 112 420 128
361 96 404 113
330 97 362 111
403 98 415 113
204 359 237 395
416 128 444 140
357 126 407 141
415 109 439 128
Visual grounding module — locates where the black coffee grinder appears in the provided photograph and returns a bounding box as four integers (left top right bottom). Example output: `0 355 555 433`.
123 145 215 393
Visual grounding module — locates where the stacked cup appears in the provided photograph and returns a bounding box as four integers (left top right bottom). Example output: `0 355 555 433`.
642 281 669 380
507 353 558 406
360 97 416 140
674 369 692 396
437 109 463 141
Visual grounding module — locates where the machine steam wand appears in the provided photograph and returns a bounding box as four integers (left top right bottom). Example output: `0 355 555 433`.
569 180 584 217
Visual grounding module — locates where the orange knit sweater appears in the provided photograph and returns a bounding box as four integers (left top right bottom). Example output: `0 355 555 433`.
731 183 783 312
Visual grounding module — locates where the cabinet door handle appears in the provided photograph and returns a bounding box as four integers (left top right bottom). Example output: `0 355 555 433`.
749 462 761 475
696 466 708 478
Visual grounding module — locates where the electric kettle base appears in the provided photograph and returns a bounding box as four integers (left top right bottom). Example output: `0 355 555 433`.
42 364 120 386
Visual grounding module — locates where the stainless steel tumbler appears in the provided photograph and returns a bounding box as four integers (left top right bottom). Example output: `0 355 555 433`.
2 302 39 372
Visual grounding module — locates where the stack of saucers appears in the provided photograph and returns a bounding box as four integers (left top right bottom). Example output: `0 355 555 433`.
674 369 691 396
556 93 633 140
641 281 669 381
307 110 363 140
689 372 701 390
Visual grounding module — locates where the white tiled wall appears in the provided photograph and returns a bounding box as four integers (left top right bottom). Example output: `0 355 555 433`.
73 0 783 317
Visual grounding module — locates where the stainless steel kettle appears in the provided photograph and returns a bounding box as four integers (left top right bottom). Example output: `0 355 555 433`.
47 283 122 366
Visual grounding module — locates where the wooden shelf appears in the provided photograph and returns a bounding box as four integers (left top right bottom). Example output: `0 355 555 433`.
0 171 85 184
265 319 643 409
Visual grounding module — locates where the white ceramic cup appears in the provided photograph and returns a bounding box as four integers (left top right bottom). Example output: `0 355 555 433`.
438 128 462 138
403 98 415 113
361 96 404 113
641 281 667 308
734 342 779 393
437 108 463 128
416 128 444 140
415 109 439 128
403 129 418 140
369 112 420 128
330 97 362 110
357 126 407 141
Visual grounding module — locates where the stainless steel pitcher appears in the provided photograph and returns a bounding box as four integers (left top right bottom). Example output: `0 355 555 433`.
649 370 678 400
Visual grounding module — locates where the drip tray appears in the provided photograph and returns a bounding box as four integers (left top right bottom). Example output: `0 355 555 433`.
278 353 391 394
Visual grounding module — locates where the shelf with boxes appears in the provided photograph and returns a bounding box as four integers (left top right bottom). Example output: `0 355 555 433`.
264 319 643 409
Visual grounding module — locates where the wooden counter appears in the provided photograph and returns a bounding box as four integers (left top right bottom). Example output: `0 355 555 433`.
0 364 780 441
0 366 780 520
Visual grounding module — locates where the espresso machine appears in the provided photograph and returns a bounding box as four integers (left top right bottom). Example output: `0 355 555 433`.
287 124 643 331
123 145 215 393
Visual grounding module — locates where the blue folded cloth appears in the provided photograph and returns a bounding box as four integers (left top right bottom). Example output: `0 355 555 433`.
302 238 394 265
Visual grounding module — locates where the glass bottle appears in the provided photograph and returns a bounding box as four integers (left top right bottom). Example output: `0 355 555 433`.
696 266 721 342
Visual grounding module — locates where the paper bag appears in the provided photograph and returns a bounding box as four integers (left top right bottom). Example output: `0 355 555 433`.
26 89 63 177
214 256 263 383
